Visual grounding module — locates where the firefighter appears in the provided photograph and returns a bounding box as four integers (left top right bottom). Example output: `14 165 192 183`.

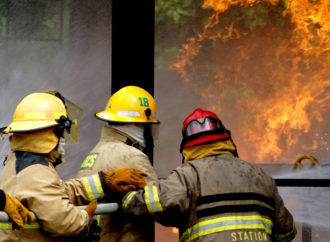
78 86 159 241
121 108 297 242
0 91 146 241
0 189 33 228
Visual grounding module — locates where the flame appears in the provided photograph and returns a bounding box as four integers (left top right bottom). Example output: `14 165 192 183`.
171 0 330 163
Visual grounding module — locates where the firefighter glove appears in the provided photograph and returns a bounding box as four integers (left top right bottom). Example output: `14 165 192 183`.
84 200 97 229
4 192 33 228
101 168 147 193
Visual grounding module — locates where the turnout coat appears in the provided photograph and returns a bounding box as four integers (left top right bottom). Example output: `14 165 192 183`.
122 154 296 242
0 150 106 242
78 126 158 242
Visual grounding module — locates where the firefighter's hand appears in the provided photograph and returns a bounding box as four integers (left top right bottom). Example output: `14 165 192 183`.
101 168 146 193
84 200 97 229
4 192 33 228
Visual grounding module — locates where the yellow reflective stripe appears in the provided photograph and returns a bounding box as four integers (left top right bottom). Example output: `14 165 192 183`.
82 174 105 201
93 175 105 199
180 215 273 242
96 215 101 226
23 112 66 119
24 222 41 229
82 177 95 200
122 191 137 211
0 223 12 229
24 113 46 119
145 186 153 214
144 185 163 215
274 221 296 241
152 186 163 213
0 222 41 229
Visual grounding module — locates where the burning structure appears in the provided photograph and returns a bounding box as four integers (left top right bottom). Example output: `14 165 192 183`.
170 0 329 165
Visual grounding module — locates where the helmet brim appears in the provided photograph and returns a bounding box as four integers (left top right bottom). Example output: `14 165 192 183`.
4 121 59 133
183 133 230 149
95 112 160 124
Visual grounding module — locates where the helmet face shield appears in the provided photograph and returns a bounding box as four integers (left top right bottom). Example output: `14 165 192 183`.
46 90 83 144
180 109 231 152
64 120 79 144
184 117 221 138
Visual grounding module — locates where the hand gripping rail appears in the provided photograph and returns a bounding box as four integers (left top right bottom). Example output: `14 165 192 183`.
0 203 119 222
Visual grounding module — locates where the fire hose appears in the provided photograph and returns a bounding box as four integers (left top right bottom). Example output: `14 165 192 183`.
0 203 119 222
292 154 320 171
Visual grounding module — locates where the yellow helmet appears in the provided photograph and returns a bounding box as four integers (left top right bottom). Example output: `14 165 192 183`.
4 92 67 133
96 86 159 123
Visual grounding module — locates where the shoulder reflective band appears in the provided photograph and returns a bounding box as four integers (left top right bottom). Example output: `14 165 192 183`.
144 185 163 215
82 174 105 201
122 191 137 211
180 215 273 242
274 221 296 241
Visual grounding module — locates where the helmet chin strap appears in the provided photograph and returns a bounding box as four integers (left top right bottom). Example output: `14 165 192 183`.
57 137 66 157
54 125 65 157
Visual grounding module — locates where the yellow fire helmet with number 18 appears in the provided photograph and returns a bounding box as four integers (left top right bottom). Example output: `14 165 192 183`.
95 86 159 124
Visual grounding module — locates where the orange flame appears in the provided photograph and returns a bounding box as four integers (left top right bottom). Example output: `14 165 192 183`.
171 0 330 163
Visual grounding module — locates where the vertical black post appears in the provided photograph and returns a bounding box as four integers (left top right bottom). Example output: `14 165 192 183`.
111 0 155 164
111 1 155 241
111 0 155 96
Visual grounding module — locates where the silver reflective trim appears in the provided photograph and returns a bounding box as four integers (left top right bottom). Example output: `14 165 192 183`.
148 186 160 213
87 175 100 200
181 218 272 242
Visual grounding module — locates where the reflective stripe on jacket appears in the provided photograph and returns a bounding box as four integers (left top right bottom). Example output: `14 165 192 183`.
78 126 158 242
123 154 296 242
0 151 105 242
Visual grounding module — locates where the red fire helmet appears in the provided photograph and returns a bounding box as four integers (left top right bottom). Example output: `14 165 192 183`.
180 108 230 152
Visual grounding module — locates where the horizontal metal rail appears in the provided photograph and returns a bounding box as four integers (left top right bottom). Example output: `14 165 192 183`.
275 178 330 187
0 203 119 223
1 179 330 222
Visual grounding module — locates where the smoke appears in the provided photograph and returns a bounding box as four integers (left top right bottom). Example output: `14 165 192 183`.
0 1 111 179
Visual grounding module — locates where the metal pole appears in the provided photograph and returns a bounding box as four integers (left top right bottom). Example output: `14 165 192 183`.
275 178 330 187
0 203 119 223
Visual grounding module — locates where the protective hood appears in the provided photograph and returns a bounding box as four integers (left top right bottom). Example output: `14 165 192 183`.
108 123 146 150
183 139 237 162
10 127 58 154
